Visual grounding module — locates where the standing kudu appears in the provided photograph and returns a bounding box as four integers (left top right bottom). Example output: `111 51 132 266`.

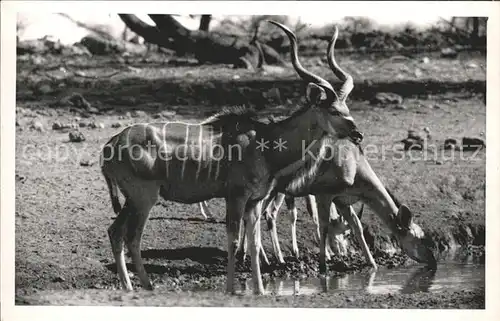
101 21 434 295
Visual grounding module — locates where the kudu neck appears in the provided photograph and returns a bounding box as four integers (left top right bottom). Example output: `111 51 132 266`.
263 107 325 169
356 156 401 234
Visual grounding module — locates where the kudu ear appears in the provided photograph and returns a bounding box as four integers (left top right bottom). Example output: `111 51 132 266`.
397 205 413 229
235 130 256 148
306 83 327 104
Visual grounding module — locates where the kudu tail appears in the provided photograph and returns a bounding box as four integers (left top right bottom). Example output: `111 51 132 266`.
104 173 122 214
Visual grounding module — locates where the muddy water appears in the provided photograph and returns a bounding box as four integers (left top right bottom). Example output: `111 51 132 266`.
237 255 484 296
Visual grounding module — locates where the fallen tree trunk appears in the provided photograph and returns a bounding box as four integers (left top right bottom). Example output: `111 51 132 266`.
119 14 285 69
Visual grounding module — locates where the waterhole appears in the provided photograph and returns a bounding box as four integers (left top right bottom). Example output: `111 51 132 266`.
235 254 484 296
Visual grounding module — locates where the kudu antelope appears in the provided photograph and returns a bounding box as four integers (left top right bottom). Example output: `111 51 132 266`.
101 21 434 295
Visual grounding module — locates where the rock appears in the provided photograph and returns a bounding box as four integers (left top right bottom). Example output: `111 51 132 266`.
401 138 423 151
87 106 100 114
36 84 53 95
79 35 124 55
232 75 241 80
414 68 423 77
30 121 44 132
66 93 92 110
131 110 147 118
462 137 485 151
466 62 478 69
441 47 458 59
79 122 88 128
444 138 458 150
88 121 104 129
421 57 430 64
161 110 176 119
16 173 27 183
122 97 138 106
394 105 407 110
111 122 122 128
80 159 93 167
264 87 282 103
52 121 63 130
61 43 92 56
69 131 86 143
52 276 65 283
370 92 403 105
407 130 422 140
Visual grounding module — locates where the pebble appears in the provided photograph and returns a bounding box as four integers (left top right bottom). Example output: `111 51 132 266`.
30 121 44 132
69 131 86 143
52 121 63 130
131 110 147 118
52 276 65 283
80 159 93 167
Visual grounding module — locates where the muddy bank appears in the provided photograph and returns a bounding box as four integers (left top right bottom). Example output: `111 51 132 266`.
16 287 485 308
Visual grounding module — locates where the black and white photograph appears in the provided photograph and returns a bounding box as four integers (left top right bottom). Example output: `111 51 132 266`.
1 0 499 316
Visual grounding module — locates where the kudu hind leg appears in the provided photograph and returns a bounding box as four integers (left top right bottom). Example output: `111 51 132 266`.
246 200 265 294
236 217 248 261
108 201 133 291
305 195 321 244
285 196 300 259
226 198 247 294
124 183 160 290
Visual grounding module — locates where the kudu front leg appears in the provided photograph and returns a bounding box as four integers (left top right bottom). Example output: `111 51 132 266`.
266 193 286 264
315 194 336 274
236 217 270 266
305 194 335 261
337 204 377 269
285 196 300 259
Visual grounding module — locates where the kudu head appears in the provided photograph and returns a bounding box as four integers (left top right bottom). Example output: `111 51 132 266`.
386 189 437 268
268 21 363 144
393 204 437 268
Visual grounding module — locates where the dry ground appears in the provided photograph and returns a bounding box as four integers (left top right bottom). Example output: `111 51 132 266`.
14 52 486 307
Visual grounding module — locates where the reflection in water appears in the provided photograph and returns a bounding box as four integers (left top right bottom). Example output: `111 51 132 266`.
400 267 436 294
236 258 484 296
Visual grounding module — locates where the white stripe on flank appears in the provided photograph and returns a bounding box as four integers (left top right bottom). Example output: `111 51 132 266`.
181 124 189 180
207 127 214 181
196 125 203 181
162 124 169 179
